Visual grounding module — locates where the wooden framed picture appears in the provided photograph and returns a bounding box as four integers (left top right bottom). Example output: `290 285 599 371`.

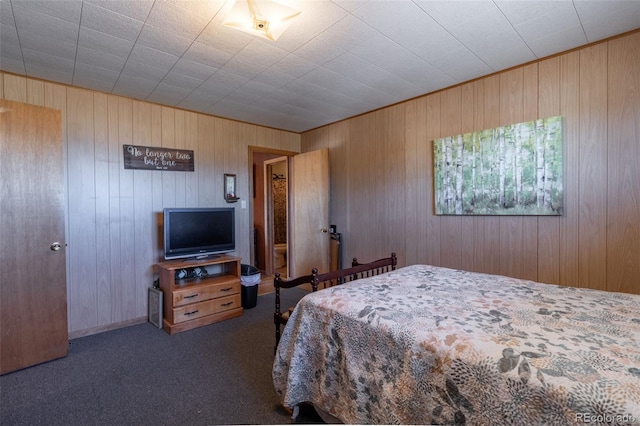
148 287 163 328
224 173 239 202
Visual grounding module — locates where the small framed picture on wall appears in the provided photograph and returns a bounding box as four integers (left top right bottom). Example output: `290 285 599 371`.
224 173 239 203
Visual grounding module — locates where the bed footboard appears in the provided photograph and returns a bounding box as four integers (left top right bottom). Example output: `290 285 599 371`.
274 252 397 352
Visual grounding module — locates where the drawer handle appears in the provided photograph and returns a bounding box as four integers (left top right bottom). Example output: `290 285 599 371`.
221 301 234 307
184 293 199 299
221 287 233 292
184 310 199 316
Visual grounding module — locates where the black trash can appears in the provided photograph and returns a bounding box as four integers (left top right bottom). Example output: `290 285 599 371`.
240 264 260 309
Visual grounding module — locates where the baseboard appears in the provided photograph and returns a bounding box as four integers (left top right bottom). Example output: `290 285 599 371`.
68 316 148 340
258 280 274 295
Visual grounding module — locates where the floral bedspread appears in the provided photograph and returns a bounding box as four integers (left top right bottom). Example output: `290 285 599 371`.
273 265 640 425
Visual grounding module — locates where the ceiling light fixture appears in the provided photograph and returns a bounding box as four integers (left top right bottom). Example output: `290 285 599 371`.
222 0 301 41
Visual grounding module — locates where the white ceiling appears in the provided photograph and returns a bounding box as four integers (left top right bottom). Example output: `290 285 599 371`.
1 0 639 133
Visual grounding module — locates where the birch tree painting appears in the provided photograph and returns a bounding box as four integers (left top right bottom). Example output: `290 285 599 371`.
434 116 563 215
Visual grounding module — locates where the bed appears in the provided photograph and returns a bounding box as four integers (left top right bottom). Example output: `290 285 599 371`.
273 253 397 353
272 264 640 425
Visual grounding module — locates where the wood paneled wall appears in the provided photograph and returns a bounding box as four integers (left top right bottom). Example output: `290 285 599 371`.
0 72 300 337
302 31 640 295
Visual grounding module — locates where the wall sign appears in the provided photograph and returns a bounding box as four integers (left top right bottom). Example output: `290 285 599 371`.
123 145 194 171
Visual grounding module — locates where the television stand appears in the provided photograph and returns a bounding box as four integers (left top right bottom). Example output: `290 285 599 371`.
156 255 243 334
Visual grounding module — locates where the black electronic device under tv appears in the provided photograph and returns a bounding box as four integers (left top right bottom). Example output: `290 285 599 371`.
163 207 235 260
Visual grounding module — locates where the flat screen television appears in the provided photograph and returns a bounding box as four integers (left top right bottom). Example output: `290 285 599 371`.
163 207 235 260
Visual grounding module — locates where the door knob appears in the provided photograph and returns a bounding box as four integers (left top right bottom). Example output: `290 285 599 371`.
50 242 62 251
320 228 328 233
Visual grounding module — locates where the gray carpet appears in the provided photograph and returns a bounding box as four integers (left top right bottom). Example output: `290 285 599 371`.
0 288 323 425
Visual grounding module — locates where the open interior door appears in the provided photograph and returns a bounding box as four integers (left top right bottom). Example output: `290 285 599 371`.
289 148 330 278
0 99 68 374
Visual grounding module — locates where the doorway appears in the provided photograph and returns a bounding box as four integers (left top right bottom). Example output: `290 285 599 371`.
250 148 295 285
265 158 288 278
249 147 331 293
